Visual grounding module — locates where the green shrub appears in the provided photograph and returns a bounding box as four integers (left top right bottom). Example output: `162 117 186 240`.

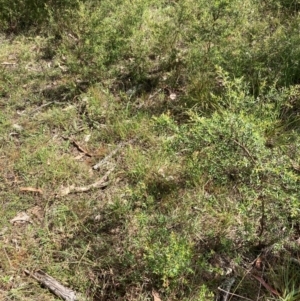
144 231 193 288
0 0 79 32
173 74 300 246
40 0 300 100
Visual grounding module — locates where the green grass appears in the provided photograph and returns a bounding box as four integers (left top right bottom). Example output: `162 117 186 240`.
1 1 300 300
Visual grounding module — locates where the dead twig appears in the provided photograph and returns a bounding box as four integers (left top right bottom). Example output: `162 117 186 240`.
232 139 256 164
93 140 133 170
1 62 17 66
62 136 95 157
217 286 254 301
251 274 280 297
24 269 76 301
28 101 54 115
256 261 265 301
20 187 43 194
2 247 12 269
71 140 93 157
58 167 114 197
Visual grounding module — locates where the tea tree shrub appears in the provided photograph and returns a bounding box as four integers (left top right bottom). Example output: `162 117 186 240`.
0 0 79 32
173 75 300 246
144 232 193 288
45 0 300 101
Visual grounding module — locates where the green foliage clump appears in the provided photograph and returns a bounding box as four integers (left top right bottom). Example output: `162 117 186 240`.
2 0 300 300
144 231 193 288
173 73 300 246
0 0 79 32
180 111 267 185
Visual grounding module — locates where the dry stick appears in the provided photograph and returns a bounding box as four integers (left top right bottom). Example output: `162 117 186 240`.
217 287 254 301
28 101 54 115
58 167 114 197
24 269 76 301
222 277 235 301
20 187 43 194
61 136 93 157
71 168 113 192
2 247 12 269
1 62 17 65
251 274 280 297
232 139 256 164
93 140 133 170
257 196 265 239
77 242 90 268
256 263 265 301
71 140 93 157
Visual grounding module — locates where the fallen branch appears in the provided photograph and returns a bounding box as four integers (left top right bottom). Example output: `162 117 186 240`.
24 269 76 301
58 167 114 197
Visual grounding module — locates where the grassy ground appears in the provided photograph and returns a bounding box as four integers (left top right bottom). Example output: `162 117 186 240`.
1 1 300 301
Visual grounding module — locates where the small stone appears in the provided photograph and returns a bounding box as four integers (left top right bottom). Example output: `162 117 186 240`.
169 93 177 100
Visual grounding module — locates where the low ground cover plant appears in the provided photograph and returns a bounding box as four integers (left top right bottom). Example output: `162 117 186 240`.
1 0 300 300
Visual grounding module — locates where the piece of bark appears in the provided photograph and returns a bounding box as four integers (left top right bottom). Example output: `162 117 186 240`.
25 269 76 301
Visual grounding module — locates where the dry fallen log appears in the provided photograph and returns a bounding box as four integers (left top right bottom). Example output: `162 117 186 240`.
25 269 76 301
